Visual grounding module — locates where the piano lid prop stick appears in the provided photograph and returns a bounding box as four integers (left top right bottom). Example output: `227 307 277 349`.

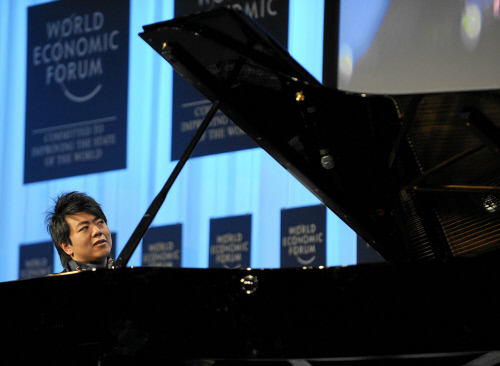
114 99 222 268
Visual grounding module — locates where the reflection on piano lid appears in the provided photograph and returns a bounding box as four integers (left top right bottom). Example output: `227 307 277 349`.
2 5 500 366
138 6 500 262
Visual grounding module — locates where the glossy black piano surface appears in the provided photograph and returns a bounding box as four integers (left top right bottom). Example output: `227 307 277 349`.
3 254 500 365
3 6 500 366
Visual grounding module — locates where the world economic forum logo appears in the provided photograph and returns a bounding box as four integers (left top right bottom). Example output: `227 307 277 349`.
25 0 129 184
281 205 326 267
31 11 121 103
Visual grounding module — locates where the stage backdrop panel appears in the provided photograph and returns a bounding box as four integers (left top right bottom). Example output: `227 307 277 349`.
171 0 290 160
19 241 53 279
25 0 129 183
142 224 182 267
209 214 251 268
281 205 326 267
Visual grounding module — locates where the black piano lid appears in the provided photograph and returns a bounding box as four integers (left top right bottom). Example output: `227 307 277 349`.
139 7 500 262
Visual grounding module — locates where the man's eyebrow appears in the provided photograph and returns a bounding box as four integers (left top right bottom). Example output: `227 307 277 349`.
76 217 103 226
76 220 91 227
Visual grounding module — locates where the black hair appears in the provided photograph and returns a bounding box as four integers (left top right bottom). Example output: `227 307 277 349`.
45 191 107 267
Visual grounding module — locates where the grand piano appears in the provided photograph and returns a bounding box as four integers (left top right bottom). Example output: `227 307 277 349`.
3 6 500 366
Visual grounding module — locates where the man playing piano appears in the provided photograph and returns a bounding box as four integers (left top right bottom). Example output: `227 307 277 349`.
46 191 114 272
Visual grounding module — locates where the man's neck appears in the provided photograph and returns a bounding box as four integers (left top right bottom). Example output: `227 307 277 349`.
88 255 108 268
75 255 109 270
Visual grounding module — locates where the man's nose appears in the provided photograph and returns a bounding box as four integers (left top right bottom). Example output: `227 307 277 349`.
92 224 103 236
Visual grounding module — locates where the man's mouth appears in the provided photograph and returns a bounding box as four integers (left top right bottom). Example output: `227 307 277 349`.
94 239 107 246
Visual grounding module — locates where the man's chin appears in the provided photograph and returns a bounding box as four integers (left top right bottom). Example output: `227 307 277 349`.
85 250 112 266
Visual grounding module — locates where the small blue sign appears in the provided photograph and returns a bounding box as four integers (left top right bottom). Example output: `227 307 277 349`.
209 214 251 268
142 224 182 267
25 0 129 183
281 205 326 267
19 241 54 279
110 232 117 260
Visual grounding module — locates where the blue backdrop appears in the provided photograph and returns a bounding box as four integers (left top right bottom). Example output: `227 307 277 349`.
0 0 357 282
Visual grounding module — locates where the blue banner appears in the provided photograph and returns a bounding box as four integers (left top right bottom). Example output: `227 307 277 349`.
110 232 117 260
209 214 251 268
171 0 290 160
281 205 326 267
19 241 54 279
25 0 129 183
142 224 182 267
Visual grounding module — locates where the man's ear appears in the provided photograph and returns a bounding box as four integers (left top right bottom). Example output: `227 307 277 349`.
60 242 73 257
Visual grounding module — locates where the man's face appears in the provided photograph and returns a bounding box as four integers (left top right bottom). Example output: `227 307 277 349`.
60 212 112 264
